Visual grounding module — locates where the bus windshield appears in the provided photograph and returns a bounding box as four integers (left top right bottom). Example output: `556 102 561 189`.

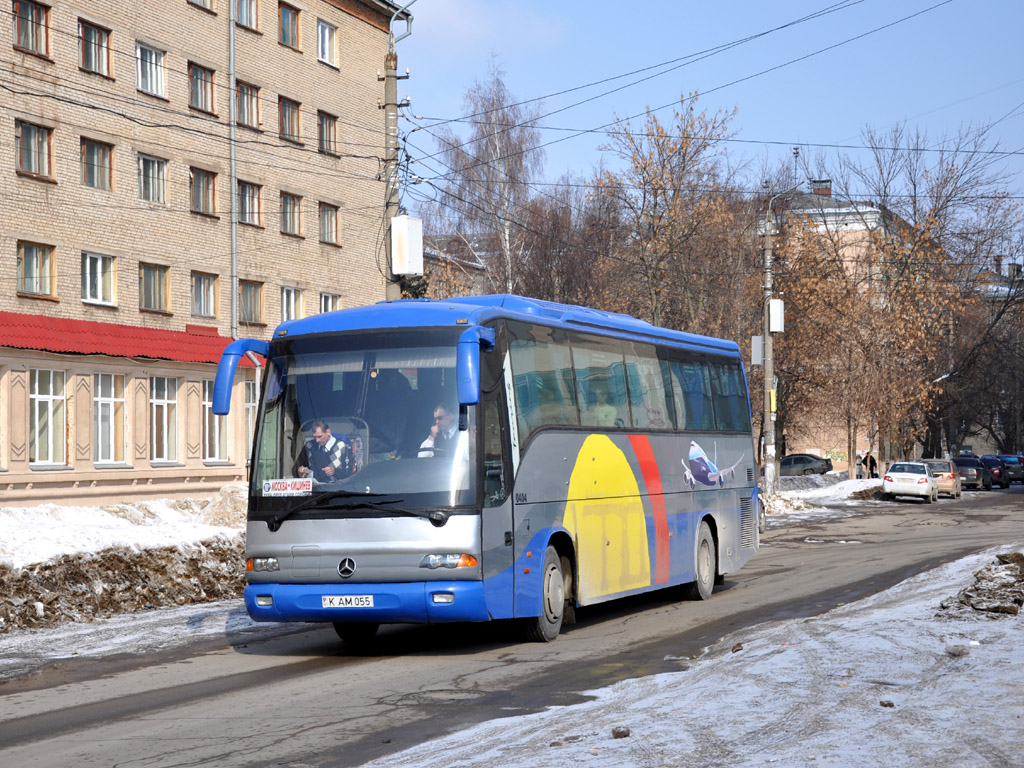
251 328 478 518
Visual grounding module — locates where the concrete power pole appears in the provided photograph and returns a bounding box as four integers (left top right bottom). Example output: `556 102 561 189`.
381 38 408 301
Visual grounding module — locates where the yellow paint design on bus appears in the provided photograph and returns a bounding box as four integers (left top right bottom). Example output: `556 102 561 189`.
563 434 651 602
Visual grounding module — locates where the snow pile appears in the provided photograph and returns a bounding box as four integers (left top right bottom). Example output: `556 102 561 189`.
0 485 247 633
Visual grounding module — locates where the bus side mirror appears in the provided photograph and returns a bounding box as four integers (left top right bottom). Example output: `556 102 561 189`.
456 326 496 407
213 338 269 414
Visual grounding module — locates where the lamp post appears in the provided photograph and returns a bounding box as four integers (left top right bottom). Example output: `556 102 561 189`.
762 183 800 498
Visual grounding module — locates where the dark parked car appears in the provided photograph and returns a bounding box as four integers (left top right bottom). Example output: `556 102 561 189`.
954 456 993 490
779 453 833 476
980 455 1011 488
996 455 1024 484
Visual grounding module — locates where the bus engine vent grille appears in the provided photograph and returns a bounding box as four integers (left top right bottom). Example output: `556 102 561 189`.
740 497 756 548
747 468 754 483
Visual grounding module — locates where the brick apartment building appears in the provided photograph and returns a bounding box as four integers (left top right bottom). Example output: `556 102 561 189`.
2 0 402 505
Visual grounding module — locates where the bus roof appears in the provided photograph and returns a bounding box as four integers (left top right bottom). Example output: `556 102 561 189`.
275 294 741 357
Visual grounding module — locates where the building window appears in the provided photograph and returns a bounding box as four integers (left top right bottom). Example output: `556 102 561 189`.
189 0 212 9
190 167 216 214
138 154 167 203
238 181 261 225
236 0 257 29
188 62 215 113
245 379 258 452
319 202 338 244
202 380 227 461
281 286 301 321
279 97 300 142
17 241 53 296
29 369 65 465
13 0 48 56
79 19 110 75
279 2 298 48
15 121 52 179
81 139 112 190
281 192 301 235
236 81 260 128
81 251 114 305
94 373 125 464
191 271 217 317
317 111 337 155
317 19 336 65
150 376 177 462
320 292 340 313
136 42 165 97
139 262 169 311
239 279 263 323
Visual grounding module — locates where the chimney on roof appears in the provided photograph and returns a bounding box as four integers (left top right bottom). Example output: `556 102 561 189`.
994 254 1003 276
1009 262 1022 279
810 179 832 197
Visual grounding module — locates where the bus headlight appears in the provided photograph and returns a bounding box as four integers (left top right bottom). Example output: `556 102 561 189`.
419 553 478 569
247 557 280 572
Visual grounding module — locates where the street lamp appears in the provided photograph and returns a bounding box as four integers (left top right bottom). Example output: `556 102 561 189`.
762 183 801 498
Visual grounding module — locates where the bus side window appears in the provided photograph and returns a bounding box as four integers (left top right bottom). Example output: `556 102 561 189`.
624 342 670 430
482 396 508 507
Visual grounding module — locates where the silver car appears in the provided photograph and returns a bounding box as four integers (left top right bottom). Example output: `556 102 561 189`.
882 461 938 503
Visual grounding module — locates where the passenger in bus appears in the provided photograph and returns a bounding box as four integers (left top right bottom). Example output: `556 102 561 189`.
297 419 355 482
593 386 620 427
418 404 457 457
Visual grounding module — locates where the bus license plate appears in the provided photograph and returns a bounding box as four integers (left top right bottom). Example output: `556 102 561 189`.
322 595 373 608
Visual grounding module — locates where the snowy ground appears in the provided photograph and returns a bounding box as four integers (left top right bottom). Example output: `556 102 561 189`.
1 475 1022 767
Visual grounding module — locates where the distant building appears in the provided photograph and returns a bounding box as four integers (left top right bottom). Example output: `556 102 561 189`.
1 0 404 505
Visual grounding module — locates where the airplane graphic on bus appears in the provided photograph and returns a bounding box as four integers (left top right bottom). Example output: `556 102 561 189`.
682 440 744 489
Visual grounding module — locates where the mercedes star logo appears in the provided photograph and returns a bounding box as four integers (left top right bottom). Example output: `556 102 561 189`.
338 558 357 578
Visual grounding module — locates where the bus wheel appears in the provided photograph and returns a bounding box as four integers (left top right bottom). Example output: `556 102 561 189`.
684 521 716 601
522 546 565 643
333 621 379 645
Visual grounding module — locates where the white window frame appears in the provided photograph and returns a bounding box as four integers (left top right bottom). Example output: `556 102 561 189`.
82 138 112 190
138 153 167 203
79 19 110 75
317 19 336 66
16 121 51 178
319 202 338 244
281 286 301 322
320 292 340 313
191 271 217 317
150 376 178 462
238 181 261 225
139 262 169 312
136 42 166 97
17 241 53 296
281 192 301 235
202 380 228 462
81 251 115 305
29 369 66 466
245 379 259 456
94 373 126 464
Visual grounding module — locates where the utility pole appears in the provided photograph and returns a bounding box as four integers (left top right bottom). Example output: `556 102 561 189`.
762 183 800 497
380 4 414 301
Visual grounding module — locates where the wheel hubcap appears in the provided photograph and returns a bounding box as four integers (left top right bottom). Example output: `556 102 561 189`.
543 564 564 621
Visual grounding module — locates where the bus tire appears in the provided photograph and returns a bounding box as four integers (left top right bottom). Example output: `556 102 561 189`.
683 521 716 601
522 545 565 643
333 621 379 645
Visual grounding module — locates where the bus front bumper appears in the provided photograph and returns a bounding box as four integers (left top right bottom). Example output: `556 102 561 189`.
244 581 491 624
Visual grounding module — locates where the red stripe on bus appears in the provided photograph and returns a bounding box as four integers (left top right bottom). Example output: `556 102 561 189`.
628 435 670 584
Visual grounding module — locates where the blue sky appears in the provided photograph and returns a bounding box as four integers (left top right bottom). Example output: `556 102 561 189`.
395 0 1024 199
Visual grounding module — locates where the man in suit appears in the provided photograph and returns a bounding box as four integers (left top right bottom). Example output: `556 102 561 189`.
418 404 457 457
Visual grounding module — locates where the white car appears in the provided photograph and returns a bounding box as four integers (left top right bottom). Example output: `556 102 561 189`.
882 462 939 503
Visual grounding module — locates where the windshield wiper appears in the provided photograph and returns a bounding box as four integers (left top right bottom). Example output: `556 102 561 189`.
267 490 401 531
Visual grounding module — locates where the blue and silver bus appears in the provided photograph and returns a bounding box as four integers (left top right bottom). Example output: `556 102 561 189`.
214 294 760 643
